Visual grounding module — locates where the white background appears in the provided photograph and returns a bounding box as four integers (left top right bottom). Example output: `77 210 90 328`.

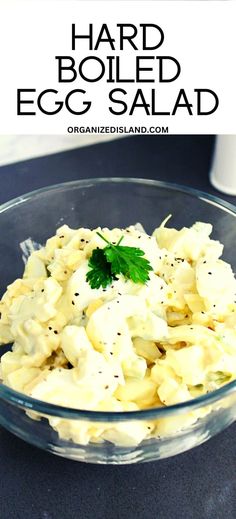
0 0 235 134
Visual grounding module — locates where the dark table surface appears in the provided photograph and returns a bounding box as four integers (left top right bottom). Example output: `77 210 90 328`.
0 135 235 519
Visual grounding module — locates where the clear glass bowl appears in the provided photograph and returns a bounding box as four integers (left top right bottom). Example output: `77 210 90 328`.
0 178 236 464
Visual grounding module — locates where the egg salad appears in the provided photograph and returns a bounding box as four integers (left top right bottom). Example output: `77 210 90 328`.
0 219 236 447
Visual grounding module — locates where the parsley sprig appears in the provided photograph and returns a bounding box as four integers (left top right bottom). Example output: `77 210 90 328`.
86 232 153 289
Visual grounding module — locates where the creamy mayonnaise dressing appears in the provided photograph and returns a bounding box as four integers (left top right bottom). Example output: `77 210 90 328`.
0 221 236 446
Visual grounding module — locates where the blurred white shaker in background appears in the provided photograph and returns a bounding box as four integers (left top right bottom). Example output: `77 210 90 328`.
210 135 236 196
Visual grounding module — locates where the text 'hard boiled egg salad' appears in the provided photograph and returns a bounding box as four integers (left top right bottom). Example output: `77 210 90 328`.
0 218 236 447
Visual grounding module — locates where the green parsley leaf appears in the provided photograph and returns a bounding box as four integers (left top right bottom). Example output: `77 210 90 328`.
104 245 152 284
86 248 113 289
86 232 153 289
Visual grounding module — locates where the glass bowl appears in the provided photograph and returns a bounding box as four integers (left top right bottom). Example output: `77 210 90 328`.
0 178 236 464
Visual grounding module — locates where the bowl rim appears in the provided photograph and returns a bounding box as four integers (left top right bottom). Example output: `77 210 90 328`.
1 176 236 217
0 176 236 422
